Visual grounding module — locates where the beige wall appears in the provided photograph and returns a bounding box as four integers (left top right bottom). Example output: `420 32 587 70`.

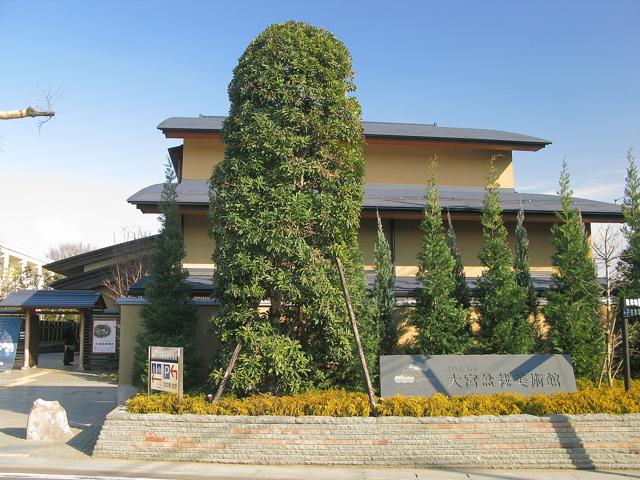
364 143 513 188
183 138 225 180
118 303 220 387
359 217 556 277
183 213 556 276
180 138 514 188
183 215 215 267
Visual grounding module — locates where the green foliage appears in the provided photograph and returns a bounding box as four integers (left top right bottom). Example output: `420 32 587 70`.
412 165 470 354
619 149 640 298
514 207 537 317
127 381 640 417
133 163 199 389
372 212 397 355
545 162 605 380
445 210 470 310
477 158 534 354
209 21 369 396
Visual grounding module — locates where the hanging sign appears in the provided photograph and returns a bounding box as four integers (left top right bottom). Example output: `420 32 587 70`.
0 316 21 371
92 320 117 354
148 346 183 398
380 354 577 397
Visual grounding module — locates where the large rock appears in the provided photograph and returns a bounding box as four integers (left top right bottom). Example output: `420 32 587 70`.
26 399 71 441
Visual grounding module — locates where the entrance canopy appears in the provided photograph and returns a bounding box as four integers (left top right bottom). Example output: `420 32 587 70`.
0 289 106 310
0 289 106 370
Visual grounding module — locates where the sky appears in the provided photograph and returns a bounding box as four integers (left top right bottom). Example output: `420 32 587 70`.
1 0 639 259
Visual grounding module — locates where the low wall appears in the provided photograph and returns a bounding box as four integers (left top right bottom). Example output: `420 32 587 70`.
94 408 640 469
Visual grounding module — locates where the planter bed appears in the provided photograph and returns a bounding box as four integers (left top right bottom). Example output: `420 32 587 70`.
93 407 640 469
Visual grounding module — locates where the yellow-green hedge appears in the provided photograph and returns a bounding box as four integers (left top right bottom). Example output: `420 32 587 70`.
126 381 640 417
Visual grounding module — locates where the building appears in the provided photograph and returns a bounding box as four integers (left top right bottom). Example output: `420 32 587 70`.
12 116 623 401
128 116 623 299
0 242 51 291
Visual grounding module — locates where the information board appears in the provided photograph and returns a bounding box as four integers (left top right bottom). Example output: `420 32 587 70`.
0 316 21 371
92 320 116 354
380 354 576 397
148 346 183 397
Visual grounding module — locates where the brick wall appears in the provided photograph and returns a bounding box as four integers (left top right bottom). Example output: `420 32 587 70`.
93 408 640 469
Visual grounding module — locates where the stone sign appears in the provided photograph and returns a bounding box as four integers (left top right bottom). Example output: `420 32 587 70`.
380 354 576 397
148 346 183 398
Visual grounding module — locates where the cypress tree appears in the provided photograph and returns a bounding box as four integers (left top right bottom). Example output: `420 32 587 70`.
446 210 470 309
514 206 537 317
477 158 533 354
133 163 199 389
209 22 370 395
619 148 640 298
412 166 470 354
546 161 605 379
372 211 397 355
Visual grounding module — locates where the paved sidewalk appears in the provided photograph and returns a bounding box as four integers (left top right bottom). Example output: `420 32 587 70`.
0 352 117 459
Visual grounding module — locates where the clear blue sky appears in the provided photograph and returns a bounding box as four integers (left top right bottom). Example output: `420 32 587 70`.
1 0 639 257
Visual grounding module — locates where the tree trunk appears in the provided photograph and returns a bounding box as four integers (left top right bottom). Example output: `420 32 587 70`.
0 107 55 120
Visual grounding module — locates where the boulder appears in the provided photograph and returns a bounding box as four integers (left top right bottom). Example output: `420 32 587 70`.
26 399 71 441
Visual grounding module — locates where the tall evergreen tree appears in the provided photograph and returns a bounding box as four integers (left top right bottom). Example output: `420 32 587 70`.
477 158 533 354
446 210 470 309
619 148 640 298
546 162 605 379
132 163 199 389
412 166 470 354
209 22 372 395
372 211 397 355
514 206 537 317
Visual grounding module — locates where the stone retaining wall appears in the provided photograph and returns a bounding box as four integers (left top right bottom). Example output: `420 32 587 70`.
93 407 640 469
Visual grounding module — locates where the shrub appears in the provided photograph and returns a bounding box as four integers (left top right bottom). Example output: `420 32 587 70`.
126 382 640 417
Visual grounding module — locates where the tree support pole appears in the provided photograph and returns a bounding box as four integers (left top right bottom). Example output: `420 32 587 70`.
621 300 632 392
212 339 243 402
335 256 377 411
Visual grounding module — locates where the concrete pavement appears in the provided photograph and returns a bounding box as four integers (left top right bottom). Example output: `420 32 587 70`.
0 356 638 479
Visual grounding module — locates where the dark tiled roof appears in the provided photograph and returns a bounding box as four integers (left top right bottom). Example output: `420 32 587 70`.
0 290 106 310
158 116 551 150
128 273 559 298
128 181 622 219
45 236 156 276
50 267 112 290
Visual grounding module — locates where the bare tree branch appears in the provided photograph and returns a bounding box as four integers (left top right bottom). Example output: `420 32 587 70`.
0 107 55 120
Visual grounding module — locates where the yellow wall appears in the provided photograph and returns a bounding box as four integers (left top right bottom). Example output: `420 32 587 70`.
364 143 514 188
182 138 225 180
183 215 215 267
180 138 514 188
118 303 220 386
359 217 556 277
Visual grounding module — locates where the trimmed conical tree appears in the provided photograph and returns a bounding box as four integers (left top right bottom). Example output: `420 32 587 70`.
545 161 605 379
477 158 534 354
372 211 397 355
132 162 199 389
514 206 537 317
412 166 470 354
619 148 640 298
209 21 372 395
446 210 470 309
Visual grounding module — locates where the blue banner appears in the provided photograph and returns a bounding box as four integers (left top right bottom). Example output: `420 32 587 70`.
0 316 21 371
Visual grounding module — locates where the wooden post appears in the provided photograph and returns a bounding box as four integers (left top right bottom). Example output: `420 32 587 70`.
335 256 377 411
79 310 85 371
22 310 31 370
212 340 243 402
621 299 632 392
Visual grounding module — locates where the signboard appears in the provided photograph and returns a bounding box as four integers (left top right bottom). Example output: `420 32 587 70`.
0 316 21 371
148 346 183 398
92 320 117 354
380 354 576 397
